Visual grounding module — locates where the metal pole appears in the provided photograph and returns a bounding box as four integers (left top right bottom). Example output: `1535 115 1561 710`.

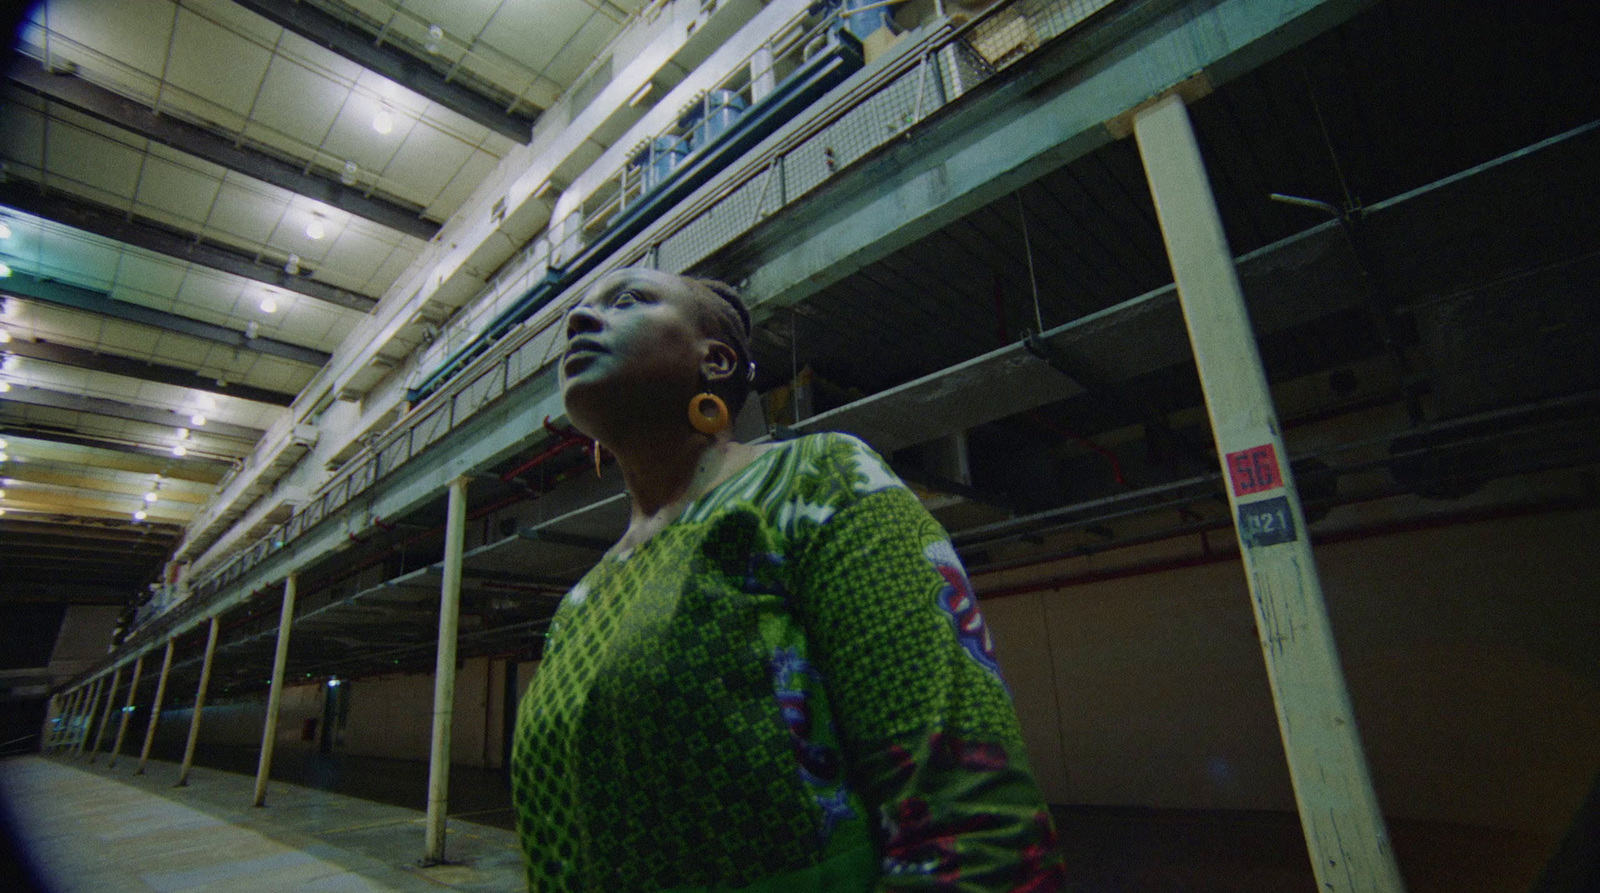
108 655 145 768
63 688 87 752
135 639 176 775
72 677 104 757
253 574 298 807
1132 92 1406 893
177 616 220 786
424 476 469 863
43 695 59 752
89 666 123 763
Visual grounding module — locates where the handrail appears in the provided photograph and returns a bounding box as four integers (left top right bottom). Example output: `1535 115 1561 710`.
148 0 1122 641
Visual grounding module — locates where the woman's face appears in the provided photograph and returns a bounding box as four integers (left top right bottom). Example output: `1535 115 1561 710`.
559 269 729 438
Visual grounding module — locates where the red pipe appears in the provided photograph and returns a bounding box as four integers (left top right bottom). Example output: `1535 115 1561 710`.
500 417 592 482
1027 411 1128 487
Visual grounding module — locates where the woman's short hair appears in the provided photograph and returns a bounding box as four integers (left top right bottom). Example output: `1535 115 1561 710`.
690 277 754 411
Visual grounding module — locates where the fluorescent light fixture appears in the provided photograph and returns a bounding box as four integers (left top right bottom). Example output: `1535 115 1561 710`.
190 413 206 426
261 295 279 313
372 108 394 135
305 218 325 240
0 262 10 278
172 444 188 457
144 491 158 503
133 509 147 521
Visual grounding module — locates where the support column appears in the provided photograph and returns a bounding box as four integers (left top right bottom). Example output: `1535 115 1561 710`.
63 688 87 751
135 639 176 775
424 476 469 864
89 666 123 763
253 574 298 807
108 655 145 768
177 616 221 786
72 677 104 757
1132 92 1406 893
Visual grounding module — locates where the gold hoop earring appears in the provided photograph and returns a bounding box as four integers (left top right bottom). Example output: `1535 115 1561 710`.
688 392 730 435
593 440 603 478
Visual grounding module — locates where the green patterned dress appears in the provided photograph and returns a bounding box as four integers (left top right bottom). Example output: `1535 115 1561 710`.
511 433 1063 892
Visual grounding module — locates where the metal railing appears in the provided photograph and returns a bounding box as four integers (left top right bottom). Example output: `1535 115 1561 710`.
169 0 1120 623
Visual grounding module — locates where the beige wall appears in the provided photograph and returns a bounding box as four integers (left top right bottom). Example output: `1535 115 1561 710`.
981 507 1600 839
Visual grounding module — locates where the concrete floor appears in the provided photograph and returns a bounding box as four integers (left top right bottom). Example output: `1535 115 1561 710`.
0 754 524 893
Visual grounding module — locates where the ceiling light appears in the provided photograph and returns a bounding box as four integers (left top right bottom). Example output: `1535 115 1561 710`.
0 439 6 450
190 413 206 427
176 427 189 440
0 508 6 517
144 491 158 503
0 330 10 343
425 24 444 54
260 295 279 313
0 452 8 462
172 444 188 457
0 262 10 278
133 509 147 521
372 108 394 135
305 217 325 240
340 160 359 186
0 489 6 499
0 222 10 239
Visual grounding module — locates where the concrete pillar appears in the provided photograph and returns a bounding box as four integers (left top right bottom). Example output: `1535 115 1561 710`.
1132 92 1406 893
108 655 145 768
72 677 104 757
177 616 220 786
89 666 123 763
253 574 298 807
424 476 469 864
135 639 176 775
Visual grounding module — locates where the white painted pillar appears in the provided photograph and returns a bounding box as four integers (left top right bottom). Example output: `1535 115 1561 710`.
254 574 298 807
72 677 104 757
424 476 469 863
108 655 144 768
135 639 176 775
88 666 123 763
177 616 220 786
1133 92 1406 893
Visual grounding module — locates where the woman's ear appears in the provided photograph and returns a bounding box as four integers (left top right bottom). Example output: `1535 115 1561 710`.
700 341 739 384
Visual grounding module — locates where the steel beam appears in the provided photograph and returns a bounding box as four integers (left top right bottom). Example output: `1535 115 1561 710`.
1 270 332 366
230 0 537 143
8 58 439 240
0 183 378 312
4 383 267 441
253 573 297 807
135 638 175 775
4 338 297 406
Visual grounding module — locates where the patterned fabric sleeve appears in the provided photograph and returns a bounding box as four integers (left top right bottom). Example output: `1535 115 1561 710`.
790 436 1066 892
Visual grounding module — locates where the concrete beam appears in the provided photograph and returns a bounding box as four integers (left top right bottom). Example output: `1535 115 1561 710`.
230 0 537 143
8 58 439 240
0 183 379 313
3 383 267 442
4 337 298 407
1 270 332 366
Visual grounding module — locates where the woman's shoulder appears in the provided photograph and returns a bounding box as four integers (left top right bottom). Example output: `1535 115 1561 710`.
772 432 907 504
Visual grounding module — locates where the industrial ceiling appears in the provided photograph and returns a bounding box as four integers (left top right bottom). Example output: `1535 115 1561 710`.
0 0 645 631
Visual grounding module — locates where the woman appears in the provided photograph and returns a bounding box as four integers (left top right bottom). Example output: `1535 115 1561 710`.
512 268 1064 892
